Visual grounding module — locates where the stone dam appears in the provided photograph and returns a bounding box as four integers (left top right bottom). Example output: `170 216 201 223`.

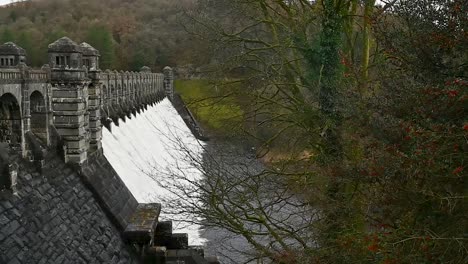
0 37 214 264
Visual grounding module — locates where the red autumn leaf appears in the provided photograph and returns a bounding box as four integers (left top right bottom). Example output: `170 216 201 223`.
452 166 463 175
367 243 379 252
447 90 459 97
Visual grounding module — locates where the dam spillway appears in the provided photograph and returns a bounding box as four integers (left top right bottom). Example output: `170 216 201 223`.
102 98 205 245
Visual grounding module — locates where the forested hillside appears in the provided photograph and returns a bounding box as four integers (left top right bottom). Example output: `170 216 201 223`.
0 0 207 70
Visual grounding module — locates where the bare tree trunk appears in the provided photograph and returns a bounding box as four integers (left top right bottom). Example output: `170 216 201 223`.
345 0 359 59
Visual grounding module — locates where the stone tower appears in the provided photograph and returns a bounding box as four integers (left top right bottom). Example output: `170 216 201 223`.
0 42 26 67
48 37 89 164
80 42 102 151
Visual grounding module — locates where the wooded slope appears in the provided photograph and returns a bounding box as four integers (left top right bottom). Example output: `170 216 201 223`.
0 0 202 70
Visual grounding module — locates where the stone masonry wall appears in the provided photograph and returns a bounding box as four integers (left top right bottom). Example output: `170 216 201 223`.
80 151 139 231
0 154 139 264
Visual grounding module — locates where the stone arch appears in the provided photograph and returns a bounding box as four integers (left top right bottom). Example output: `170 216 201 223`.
29 91 48 143
0 93 22 147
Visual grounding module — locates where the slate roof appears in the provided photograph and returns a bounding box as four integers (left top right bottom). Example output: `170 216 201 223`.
48 37 82 53
0 42 26 56
80 42 100 56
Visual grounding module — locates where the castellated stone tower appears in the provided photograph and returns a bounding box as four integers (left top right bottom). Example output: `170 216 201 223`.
48 37 89 164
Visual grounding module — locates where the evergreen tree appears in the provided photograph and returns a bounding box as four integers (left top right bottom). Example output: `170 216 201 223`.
85 25 116 69
0 29 14 43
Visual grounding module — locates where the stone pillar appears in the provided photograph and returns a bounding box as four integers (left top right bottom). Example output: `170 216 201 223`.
163 66 174 101
151 74 156 101
83 84 90 151
80 42 102 151
158 74 164 99
42 64 54 146
49 37 89 164
129 73 135 105
20 64 31 134
136 76 141 106
87 75 102 151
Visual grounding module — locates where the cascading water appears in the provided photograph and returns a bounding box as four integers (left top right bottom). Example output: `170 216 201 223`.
102 98 205 245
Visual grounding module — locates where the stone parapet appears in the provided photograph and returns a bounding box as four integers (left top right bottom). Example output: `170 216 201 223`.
80 152 139 230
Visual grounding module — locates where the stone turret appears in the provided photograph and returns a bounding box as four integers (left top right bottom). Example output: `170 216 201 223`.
80 42 100 71
48 37 89 164
48 37 83 70
0 42 26 67
80 42 102 151
140 66 151 73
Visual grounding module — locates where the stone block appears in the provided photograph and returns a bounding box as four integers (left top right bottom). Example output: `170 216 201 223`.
53 110 86 116
206 256 221 264
155 221 173 237
66 153 87 164
144 247 167 263
52 89 80 99
52 98 85 104
189 246 205 258
166 233 189 250
1 220 20 236
66 139 87 150
123 203 161 245
89 120 101 129
56 127 85 136
89 141 102 151
54 115 84 124
88 98 99 106
53 102 85 111
53 122 85 129
7 257 20 264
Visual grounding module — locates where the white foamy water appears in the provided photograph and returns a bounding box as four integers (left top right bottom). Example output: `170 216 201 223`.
102 98 206 245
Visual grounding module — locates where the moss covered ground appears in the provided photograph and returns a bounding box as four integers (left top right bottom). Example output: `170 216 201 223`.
174 79 244 136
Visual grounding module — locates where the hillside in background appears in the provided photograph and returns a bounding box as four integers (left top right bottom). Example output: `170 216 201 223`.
0 0 209 71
